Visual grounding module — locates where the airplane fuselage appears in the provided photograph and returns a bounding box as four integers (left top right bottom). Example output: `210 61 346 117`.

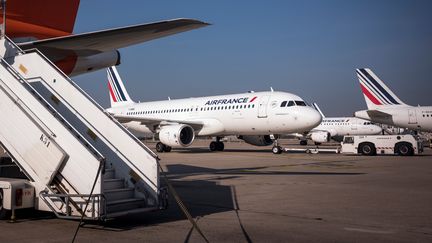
313 117 382 137
355 106 432 132
107 91 322 137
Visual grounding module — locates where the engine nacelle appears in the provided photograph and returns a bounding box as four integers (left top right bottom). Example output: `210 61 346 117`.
159 124 195 147
68 50 121 76
240 135 273 146
310 131 330 143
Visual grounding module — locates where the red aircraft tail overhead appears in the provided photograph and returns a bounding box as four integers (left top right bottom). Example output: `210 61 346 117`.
0 1 208 76
1 0 80 40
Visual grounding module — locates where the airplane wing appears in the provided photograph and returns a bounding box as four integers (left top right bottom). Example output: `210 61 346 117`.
17 18 210 58
113 114 204 128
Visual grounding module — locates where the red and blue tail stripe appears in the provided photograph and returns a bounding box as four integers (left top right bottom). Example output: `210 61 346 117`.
356 68 402 106
107 67 126 102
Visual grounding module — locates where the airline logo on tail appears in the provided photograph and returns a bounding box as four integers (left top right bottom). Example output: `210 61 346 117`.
108 67 126 102
107 66 133 107
356 68 404 106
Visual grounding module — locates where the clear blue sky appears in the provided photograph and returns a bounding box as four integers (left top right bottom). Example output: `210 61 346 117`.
73 0 432 116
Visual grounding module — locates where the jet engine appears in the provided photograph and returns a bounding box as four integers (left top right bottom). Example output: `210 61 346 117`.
159 124 195 147
239 135 273 146
310 131 331 143
64 50 121 76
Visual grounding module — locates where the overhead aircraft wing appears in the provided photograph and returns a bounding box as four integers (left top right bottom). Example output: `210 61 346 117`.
17 18 210 58
113 114 204 128
366 110 392 118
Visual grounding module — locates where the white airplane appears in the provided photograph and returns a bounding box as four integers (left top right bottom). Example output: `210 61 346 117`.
105 66 322 153
354 68 432 132
295 103 382 145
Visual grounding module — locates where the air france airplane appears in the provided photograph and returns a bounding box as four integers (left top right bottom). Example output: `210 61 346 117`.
296 103 382 145
105 66 322 153
355 68 432 132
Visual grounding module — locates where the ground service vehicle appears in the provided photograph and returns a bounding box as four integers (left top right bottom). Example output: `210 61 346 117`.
341 135 423 156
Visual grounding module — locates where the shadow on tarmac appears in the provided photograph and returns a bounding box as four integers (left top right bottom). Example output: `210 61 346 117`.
83 164 363 231
7 163 363 243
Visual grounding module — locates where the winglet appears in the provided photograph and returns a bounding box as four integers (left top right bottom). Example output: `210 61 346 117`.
312 103 325 118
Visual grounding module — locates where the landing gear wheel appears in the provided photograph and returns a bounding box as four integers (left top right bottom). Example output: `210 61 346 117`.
314 142 322 146
216 142 225 151
272 146 283 154
300 140 308 146
209 141 218 151
163 145 172 152
156 142 165 153
0 189 11 220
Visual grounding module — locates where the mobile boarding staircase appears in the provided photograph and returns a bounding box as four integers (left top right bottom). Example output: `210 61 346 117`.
0 36 166 220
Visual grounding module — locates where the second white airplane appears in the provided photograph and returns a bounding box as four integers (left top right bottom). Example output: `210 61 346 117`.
105 66 322 153
295 103 382 145
355 68 432 132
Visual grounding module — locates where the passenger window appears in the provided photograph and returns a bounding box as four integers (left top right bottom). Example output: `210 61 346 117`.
287 101 294 107
281 101 287 107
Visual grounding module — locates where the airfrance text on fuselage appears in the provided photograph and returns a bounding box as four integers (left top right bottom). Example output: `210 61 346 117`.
323 119 350 123
204 97 253 106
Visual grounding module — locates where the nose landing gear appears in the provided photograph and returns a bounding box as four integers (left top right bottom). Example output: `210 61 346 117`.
272 136 282 154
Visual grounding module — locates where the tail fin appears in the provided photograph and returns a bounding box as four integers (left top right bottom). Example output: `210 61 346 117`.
107 66 134 108
312 103 325 118
356 68 407 110
3 0 80 40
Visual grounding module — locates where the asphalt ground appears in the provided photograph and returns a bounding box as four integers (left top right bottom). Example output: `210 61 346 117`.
0 139 431 242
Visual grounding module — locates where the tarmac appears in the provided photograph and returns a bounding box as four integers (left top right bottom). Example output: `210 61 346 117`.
0 139 431 242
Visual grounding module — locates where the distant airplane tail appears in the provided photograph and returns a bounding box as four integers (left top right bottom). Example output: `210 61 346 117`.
107 66 135 108
3 0 80 40
356 68 407 110
312 103 325 118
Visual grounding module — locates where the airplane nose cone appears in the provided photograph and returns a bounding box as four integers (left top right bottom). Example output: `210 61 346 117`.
372 125 382 134
299 107 322 131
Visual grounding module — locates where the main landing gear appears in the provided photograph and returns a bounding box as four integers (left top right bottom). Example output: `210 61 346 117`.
156 142 172 153
272 136 283 154
209 137 225 151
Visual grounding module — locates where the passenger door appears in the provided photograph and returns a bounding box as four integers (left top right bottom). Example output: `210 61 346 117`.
408 109 417 124
257 95 270 118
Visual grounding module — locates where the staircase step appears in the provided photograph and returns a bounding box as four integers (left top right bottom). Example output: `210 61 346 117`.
106 198 146 214
104 188 134 201
106 207 157 218
103 168 115 180
104 178 124 190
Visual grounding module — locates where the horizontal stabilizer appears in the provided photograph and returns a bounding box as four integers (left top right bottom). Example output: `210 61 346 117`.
367 109 391 118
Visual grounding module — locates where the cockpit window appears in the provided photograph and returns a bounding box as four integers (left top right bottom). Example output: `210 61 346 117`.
287 101 295 107
280 101 287 107
295 101 306 106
